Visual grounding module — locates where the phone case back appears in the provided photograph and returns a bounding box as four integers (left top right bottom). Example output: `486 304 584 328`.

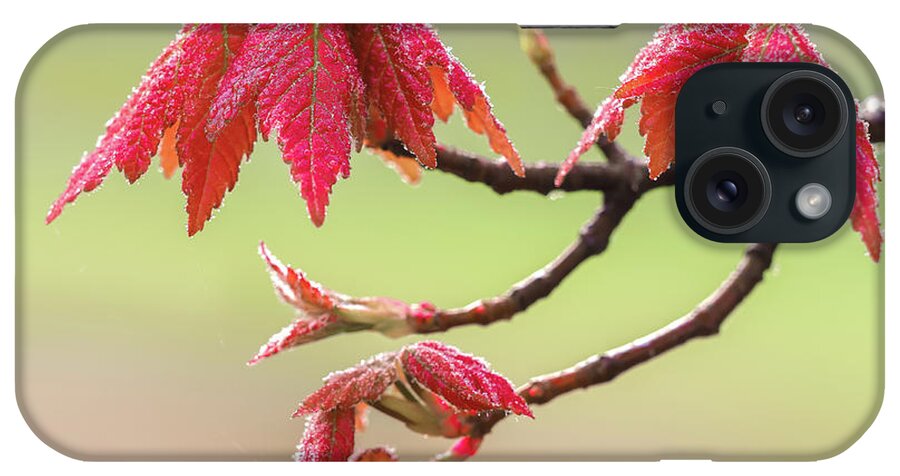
16 23 884 461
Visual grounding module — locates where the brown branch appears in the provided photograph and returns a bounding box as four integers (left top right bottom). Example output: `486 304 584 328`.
444 242 778 458
380 91 880 199
413 193 637 333
405 151 666 335
381 138 624 195
408 30 877 459
399 158 674 336
520 243 777 406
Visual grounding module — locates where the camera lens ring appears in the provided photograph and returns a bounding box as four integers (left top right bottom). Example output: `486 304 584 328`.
684 147 772 235
761 70 848 158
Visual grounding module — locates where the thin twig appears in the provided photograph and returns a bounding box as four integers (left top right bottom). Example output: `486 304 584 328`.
380 139 627 195
521 28 631 164
445 243 778 458
407 153 660 334
520 243 777 406
413 194 637 333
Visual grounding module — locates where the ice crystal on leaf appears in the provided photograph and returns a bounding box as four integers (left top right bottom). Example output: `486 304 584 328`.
851 113 882 261
401 341 533 418
294 408 356 462
287 340 530 461
48 23 521 233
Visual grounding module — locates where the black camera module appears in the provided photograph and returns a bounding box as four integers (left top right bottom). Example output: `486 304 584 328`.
676 63 855 243
761 70 849 158
684 147 771 235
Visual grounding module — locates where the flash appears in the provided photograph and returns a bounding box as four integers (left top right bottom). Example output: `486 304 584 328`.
795 183 832 220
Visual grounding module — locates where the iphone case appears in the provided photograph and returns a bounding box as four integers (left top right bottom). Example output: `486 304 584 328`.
16 24 884 461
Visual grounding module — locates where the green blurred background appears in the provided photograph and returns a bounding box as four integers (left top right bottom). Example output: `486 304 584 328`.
16 24 883 461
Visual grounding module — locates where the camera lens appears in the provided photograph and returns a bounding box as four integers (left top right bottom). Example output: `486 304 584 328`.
794 104 815 124
707 173 747 212
684 147 771 234
715 180 739 203
761 70 848 157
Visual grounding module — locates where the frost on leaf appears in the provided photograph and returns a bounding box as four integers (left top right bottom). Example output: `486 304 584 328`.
248 314 340 366
556 97 631 186
50 23 519 232
349 24 438 167
176 25 256 236
289 341 530 459
47 26 191 224
249 241 340 365
743 24 827 64
295 408 356 462
250 243 419 363
616 23 748 179
208 24 366 227
47 25 257 236
560 24 749 183
400 341 532 417
258 241 335 314
349 24 522 176
614 24 750 100
293 352 399 416
851 114 883 262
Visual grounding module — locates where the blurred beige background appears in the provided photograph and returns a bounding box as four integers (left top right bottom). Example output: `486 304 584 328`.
16 24 883 460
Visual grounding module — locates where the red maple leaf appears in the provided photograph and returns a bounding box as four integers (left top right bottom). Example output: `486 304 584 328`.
743 24 827 64
349 24 439 168
47 23 521 233
207 24 365 227
615 24 751 100
47 24 259 236
401 341 532 417
637 92 677 180
176 25 257 236
349 24 524 176
851 113 883 261
249 242 421 364
46 25 245 227
248 241 341 365
294 408 356 462
290 341 531 458
293 352 399 416
559 24 750 184
556 96 634 187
